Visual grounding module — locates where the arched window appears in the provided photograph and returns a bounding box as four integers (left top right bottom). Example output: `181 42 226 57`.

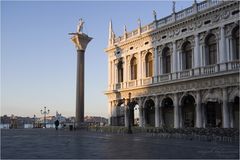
232 26 239 60
205 34 217 65
162 47 171 74
182 41 192 70
130 57 137 80
117 60 123 83
145 52 153 77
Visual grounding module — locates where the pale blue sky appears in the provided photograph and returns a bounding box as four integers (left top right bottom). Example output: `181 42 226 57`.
1 1 196 118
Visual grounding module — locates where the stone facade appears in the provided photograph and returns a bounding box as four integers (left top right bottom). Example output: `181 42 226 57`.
105 0 239 129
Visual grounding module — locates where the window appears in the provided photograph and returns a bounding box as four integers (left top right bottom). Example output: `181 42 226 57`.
117 60 123 83
130 57 137 80
232 26 239 60
145 52 153 77
182 41 192 70
162 47 171 74
206 34 217 65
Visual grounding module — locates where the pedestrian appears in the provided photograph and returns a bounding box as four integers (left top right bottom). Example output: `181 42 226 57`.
54 119 59 130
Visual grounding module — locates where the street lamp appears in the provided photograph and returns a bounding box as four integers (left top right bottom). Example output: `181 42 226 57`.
40 107 50 128
127 92 133 134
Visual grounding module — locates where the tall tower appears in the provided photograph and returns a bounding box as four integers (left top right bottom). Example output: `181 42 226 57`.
69 19 92 127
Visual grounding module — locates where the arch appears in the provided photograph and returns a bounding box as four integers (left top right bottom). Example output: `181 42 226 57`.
117 60 123 83
161 97 174 128
145 52 153 77
202 91 222 104
232 25 239 60
144 99 155 126
229 88 240 102
180 94 196 128
181 41 193 70
205 33 217 65
162 47 171 74
203 90 222 128
130 56 137 80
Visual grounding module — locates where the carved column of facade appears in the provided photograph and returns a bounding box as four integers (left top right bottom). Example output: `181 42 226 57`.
160 56 163 75
159 106 164 127
229 37 233 61
154 96 160 127
219 25 227 71
226 36 231 62
196 91 203 128
222 88 230 128
194 33 200 75
153 47 158 83
108 101 112 125
138 52 142 85
108 59 111 90
124 102 128 127
229 102 234 128
143 106 146 127
172 41 177 79
138 98 143 127
124 56 127 88
202 103 206 128
174 93 180 128
114 61 118 85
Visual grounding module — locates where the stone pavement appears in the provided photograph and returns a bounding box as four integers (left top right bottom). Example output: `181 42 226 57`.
1 128 239 159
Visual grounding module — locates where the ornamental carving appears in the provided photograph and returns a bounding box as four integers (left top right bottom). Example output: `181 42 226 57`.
196 21 203 28
212 14 220 23
221 10 230 19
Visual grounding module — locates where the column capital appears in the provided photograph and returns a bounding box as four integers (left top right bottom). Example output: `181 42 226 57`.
69 33 92 51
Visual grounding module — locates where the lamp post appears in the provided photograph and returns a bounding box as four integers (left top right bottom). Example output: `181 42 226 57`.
127 92 133 134
40 107 50 128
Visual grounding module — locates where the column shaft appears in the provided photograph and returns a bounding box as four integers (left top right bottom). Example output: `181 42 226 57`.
139 106 143 127
76 50 85 125
154 47 158 82
155 106 160 127
196 91 203 128
194 34 200 68
108 101 112 125
222 88 230 128
174 94 179 128
124 106 128 127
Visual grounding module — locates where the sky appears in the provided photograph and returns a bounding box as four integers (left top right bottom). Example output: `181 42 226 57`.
1 0 196 118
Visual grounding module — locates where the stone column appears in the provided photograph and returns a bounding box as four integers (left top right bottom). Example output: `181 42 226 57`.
159 106 164 127
229 102 234 128
139 106 143 127
222 88 230 128
143 107 146 127
108 60 111 90
154 47 158 83
124 105 128 127
220 25 227 71
108 101 112 125
174 93 179 128
69 33 92 127
124 56 127 88
196 91 203 128
160 56 163 75
194 33 200 75
155 96 160 127
138 52 142 85
172 41 177 79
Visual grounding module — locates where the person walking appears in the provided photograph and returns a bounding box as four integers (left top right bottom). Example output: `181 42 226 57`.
54 119 59 130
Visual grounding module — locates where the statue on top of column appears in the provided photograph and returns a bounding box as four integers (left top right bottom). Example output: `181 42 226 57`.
77 18 84 33
153 10 157 21
172 1 176 13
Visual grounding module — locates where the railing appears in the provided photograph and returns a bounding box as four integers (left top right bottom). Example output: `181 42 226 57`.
202 64 216 75
230 61 240 70
159 73 171 81
179 69 192 78
142 77 153 85
128 80 137 88
112 0 225 44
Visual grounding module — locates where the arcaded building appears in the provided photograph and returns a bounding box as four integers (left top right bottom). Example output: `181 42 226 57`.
105 0 239 129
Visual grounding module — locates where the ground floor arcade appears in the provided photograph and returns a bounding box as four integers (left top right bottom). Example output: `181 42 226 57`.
109 87 239 129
